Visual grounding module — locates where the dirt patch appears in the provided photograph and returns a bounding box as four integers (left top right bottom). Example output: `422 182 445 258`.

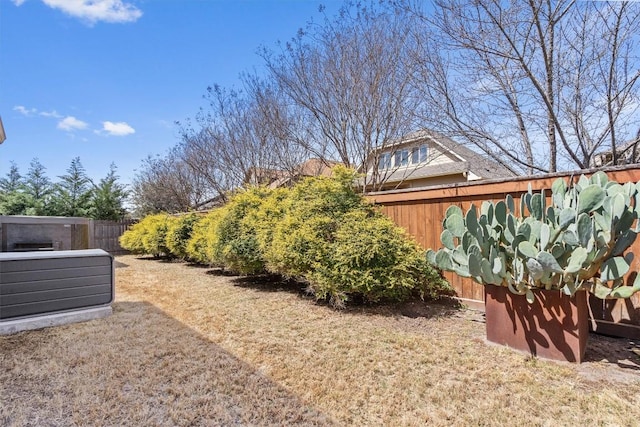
578 334 640 384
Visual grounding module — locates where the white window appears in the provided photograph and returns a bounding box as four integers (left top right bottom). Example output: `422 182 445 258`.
411 144 428 164
394 149 409 167
378 152 392 170
411 148 419 164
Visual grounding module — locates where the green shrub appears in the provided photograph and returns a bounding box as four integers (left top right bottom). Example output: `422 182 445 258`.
119 221 145 254
249 187 291 258
265 166 363 277
165 213 201 260
266 166 450 307
185 208 226 266
145 214 174 257
120 213 172 257
126 166 451 308
310 209 450 306
213 187 275 274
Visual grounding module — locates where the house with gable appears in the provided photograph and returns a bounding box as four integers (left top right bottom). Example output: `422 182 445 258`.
363 129 516 191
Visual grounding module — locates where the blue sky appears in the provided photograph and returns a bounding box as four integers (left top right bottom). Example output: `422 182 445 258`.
0 0 339 185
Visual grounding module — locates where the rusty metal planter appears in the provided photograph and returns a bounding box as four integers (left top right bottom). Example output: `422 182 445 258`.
484 286 589 363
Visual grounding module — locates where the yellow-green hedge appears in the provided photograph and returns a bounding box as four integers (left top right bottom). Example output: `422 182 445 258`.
308 209 450 307
128 167 450 306
120 213 173 257
185 208 226 266
166 213 201 260
212 187 273 274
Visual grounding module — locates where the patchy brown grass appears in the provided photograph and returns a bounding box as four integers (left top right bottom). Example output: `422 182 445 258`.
2 255 640 426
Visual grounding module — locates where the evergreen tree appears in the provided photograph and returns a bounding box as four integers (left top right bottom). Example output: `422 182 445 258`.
91 163 128 220
0 161 31 215
24 158 52 215
0 191 32 215
0 162 23 192
50 157 93 217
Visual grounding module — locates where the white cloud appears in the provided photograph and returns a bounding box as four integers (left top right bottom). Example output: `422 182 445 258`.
39 110 62 118
100 121 135 136
11 0 27 6
13 105 37 116
14 106 90 131
58 116 88 131
41 0 142 24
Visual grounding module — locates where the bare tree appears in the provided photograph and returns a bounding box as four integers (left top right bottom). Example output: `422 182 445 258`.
130 150 208 216
176 121 235 203
404 0 640 174
560 1 640 167
261 2 421 189
177 77 313 202
241 74 317 176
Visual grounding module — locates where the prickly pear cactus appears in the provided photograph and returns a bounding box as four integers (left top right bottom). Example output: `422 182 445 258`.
426 172 640 303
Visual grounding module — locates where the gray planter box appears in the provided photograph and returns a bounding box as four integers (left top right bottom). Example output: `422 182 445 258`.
0 249 114 321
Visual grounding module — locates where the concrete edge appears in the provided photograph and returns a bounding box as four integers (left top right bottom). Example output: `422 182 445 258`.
0 306 112 335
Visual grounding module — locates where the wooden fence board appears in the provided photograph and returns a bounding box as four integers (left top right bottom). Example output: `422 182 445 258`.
90 219 137 255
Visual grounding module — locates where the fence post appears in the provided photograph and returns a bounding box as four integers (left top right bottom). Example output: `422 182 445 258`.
88 219 95 249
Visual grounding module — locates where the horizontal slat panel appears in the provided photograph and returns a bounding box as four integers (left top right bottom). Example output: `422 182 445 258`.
0 294 112 320
0 275 112 295
1 284 112 305
1 256 110 273
1 265 112 284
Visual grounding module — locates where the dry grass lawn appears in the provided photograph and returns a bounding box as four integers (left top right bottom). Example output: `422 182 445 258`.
2 255 640 426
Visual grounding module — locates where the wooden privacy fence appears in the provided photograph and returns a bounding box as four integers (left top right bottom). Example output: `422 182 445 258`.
368 165 640 339
0 216 137 255
89 219 137 255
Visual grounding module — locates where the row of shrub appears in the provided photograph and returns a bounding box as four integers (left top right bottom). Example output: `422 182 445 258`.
119 167 450 307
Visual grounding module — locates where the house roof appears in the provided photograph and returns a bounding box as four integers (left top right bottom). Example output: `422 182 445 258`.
592 136 640 167
297 158 340 177
244 158 343 189
377 129 516 183
266 159 342 189
245 167 289 185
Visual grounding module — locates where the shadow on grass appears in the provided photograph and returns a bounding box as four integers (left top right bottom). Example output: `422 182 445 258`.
184 262 213 269
120 257 463 321
0 301 335 426
228 273 465 321
122 257 463 318
131 255 185 264
340 296 467 321
206 268 245 277
231 274 312 295
113 260 129 268
131 255 166 262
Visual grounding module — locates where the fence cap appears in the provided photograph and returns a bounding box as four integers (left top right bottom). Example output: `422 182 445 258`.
367 164 640 203
0 215 91 225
